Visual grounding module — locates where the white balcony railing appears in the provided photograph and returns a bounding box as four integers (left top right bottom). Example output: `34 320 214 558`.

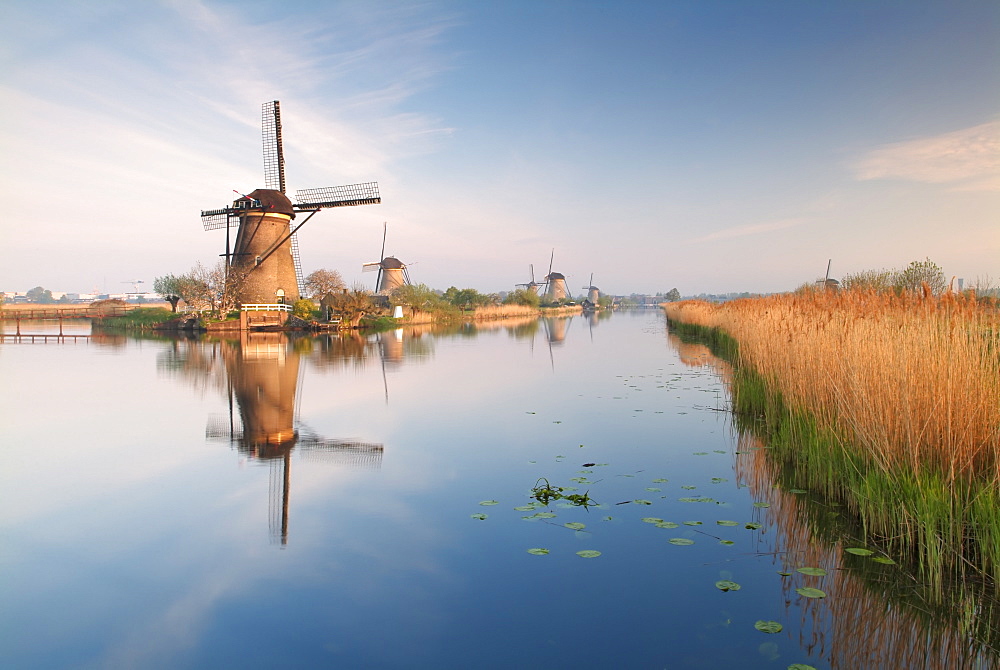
241 303 292 313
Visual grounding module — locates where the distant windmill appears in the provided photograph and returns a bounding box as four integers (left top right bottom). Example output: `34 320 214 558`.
515 264 542 294
201 101 381 306
362 223 411 295
542 249 569 302
582 273 600 308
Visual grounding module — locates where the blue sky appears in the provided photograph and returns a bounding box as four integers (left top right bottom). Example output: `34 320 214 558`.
1 0 997 296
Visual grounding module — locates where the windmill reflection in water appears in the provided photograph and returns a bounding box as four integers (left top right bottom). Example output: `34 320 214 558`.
206 332 383 545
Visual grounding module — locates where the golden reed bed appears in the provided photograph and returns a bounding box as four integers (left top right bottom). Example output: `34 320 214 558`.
664 290 1000 482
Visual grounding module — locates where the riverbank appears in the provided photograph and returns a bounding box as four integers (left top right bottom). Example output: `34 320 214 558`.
663 291 1000 589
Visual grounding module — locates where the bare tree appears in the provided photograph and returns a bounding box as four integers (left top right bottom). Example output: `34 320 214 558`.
304 269 346 299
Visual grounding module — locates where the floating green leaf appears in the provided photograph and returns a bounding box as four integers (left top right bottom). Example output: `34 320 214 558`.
796 587 827 599
719 540 735 545
645 487 662 492
634 499 652 505
710 477 728 484
678 497 716 503
845 547 874 556
872 556 896 564
656 521 680 529
513 505 536 512
789 489 808 494
479 500 499 506
669 538 695 546
602 516 613 521
796 567 828 576
576 550 601 558
754 620 783 634
569 477 591 484
693 452 709 455
530 512 557 519
564 522 586 530
777 571 792 577
683 521 703 526
641 517 665 524
681 485 697 490
788 664 818 670
717 520 739 527
652 478 669 483
526 548 549 555
752 502 770 508
713 450 726 454
715 580 741 592
745 522 762 530
471 513 488 520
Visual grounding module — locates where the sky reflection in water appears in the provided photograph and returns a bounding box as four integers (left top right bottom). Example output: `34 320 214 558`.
1 311 994 669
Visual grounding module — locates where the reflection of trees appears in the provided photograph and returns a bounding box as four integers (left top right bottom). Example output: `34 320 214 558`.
665 327 1000 668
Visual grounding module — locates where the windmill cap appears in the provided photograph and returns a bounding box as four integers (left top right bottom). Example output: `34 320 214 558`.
547 272 565 280
245 189 296 218
381 257 406 269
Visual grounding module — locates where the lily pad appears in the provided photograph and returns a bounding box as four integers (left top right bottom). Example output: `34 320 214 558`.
716 520 739 527
693 452 709 455
652 478 669 483
745 522 762 530
715 580 741 592
669 538 695 546
641 517 665 524
752 502 770 508
479 500 499 506
681 485 697 490
655 521 680 529
789 488 808 494
796 587 827 599
471 513 488 520
788 664 818 670
796 567 827 576
634 499 653 505
845 547 874 556
526 548 549 555
513 505 536 512
754 620 783 634
719 540 735 545
645 487 662 492
564 522 586 530
532 512 557 519
777 571 792 577
576 550 601 558
710 477 728 484
683 521 703 526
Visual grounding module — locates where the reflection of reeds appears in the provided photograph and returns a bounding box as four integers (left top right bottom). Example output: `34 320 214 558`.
663 292 1000 585
666 334 1000 667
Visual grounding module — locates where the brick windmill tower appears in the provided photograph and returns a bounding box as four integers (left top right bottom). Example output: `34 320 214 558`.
201 101 381 308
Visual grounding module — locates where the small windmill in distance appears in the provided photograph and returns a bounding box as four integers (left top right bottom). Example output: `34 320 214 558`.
363 222 411 295
201 101 381 307
581 273 600 310
542 249 569 302
515 264 542 295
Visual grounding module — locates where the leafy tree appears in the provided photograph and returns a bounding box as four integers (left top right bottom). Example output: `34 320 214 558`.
893 257 946 296
390 283 446 312
664 288 681 302
26 286 54 303
442 286 496 309
325 285 374 327
304 269 346 299
292 298 318 319
840 268 895 293
153 274 185 312
503 288 541 308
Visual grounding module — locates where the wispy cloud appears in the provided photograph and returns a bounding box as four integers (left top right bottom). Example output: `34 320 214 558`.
855 120 1000 191
687 218 806 244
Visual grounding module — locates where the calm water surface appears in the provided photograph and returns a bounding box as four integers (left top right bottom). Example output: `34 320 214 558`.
1 311 994 669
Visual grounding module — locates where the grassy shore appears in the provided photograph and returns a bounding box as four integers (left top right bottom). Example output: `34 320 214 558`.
664 290 1000 588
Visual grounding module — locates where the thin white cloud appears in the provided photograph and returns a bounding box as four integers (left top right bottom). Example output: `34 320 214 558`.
855 120 1000 191
687 218 806 244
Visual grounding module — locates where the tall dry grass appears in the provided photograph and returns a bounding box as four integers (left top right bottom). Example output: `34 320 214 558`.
664 291 1000 480
664 290 1000 582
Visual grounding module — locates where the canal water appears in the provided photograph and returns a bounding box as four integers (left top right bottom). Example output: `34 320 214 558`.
1 311 995 669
